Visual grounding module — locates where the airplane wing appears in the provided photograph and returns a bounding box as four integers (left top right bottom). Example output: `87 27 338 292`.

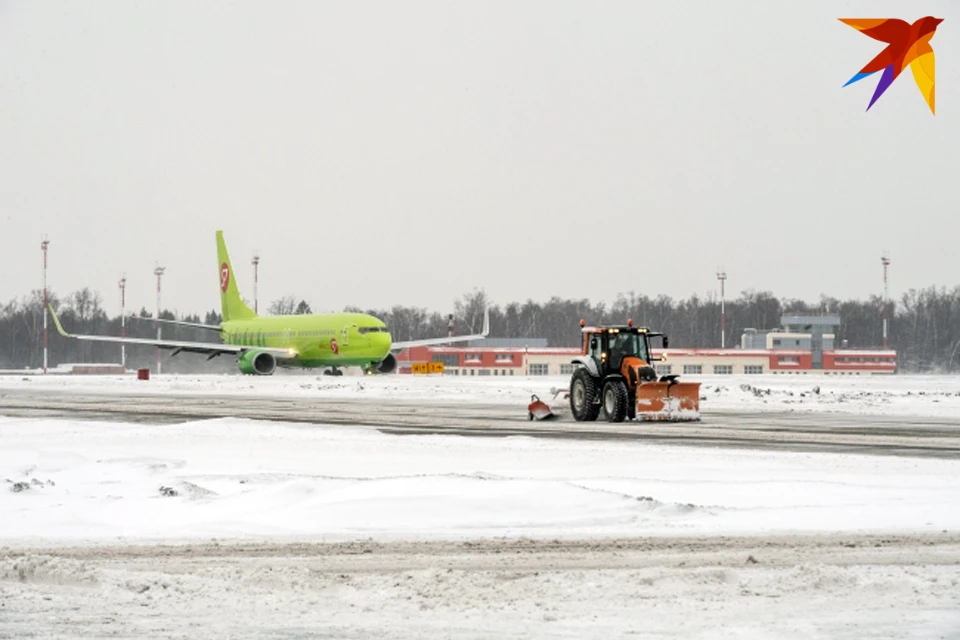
130 315 222 332
48 305 294 359
391 308 490 350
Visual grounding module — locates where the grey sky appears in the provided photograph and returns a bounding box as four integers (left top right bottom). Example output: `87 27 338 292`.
1 1 956 318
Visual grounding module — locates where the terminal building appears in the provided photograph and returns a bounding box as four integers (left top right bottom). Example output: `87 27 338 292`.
396 316 897 376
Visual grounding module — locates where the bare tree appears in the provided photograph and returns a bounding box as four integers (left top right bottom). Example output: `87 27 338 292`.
268 296 297 315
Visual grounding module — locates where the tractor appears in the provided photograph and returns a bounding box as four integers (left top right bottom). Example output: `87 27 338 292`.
569 320 701 422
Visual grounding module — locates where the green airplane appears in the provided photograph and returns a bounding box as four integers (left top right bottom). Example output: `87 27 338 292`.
48 231 489 375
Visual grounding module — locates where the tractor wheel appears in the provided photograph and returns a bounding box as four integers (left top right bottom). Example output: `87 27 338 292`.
602 379 629 423
570 368 600 422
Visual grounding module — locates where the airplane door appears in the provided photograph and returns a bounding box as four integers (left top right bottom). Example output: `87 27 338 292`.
341 324 361 351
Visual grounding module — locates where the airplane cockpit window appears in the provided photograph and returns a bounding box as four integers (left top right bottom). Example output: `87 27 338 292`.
358 327 388 334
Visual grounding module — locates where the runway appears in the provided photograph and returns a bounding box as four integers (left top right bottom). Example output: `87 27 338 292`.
2 386 959 459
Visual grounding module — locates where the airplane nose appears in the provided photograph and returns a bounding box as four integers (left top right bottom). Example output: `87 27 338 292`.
377 332 392 354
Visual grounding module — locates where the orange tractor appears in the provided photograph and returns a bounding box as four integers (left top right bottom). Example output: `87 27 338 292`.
569 320 701 422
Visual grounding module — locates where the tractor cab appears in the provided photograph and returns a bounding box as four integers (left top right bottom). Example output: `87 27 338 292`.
581 321 670 381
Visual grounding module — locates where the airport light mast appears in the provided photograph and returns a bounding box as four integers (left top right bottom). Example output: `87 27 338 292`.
119 274 127 370
41 235 50 375
154 265 165 374
716 267 727 349
251 251 260 314
881 253 890 349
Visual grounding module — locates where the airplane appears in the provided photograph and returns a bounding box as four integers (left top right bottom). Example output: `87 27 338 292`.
48 231 490 375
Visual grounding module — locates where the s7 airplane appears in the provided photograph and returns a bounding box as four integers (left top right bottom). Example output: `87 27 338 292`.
49 231 489 375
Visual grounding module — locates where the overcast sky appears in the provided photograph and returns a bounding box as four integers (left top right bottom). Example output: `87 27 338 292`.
1 1 956 317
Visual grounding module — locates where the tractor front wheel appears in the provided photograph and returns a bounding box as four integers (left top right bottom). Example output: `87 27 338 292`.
602 379 629 423
570 368 600 422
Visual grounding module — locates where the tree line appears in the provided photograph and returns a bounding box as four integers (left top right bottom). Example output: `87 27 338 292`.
1 285 959 373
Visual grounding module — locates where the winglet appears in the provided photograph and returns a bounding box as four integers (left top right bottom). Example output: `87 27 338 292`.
47 304 74 338
481 307 490 338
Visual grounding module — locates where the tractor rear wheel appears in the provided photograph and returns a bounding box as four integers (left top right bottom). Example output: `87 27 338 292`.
570 368 600 422
602 379 629 423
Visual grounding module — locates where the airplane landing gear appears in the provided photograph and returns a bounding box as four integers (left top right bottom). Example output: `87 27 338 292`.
323 367 343 376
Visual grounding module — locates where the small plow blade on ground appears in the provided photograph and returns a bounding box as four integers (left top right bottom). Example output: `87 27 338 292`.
527 394 556 421
634 377 701 422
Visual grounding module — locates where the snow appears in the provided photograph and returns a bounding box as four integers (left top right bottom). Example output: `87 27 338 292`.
2 414 959 544
2 371 959 417
2 375 959 638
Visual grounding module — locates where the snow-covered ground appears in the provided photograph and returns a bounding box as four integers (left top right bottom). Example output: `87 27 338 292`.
3 414 959 544
2 412 960 639
2 374 960 638
2 371 959 418
4 535 959 640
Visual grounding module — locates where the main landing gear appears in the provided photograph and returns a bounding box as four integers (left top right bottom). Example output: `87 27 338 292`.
323 367 343 376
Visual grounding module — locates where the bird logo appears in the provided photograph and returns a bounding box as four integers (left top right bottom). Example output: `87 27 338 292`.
840 17 943 114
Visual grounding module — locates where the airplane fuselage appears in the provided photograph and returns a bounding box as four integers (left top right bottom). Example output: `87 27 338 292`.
222 312 391 368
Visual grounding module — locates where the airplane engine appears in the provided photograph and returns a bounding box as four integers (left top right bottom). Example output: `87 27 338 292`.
238 350 277 375
375 352 398 374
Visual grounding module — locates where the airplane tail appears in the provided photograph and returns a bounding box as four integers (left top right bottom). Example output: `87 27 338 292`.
216 231 257 322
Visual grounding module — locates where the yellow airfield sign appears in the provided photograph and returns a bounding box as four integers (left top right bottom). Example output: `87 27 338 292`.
411 362 445 375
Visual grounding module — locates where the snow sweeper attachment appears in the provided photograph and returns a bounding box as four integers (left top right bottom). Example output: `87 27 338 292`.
568 320 701 423
527 394 556 421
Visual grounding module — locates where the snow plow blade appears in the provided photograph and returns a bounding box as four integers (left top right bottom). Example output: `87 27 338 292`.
634 379 701 421
527 394 556 421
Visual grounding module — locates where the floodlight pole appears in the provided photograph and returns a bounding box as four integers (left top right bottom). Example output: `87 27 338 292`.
41 236 50 374
119 274 127 369
251 251 260 313
154 265 165 374
881 253 890 349
716 268 727 349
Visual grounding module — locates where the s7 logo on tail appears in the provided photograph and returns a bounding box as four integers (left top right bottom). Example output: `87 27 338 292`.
220 263 230 292
840 17 943 114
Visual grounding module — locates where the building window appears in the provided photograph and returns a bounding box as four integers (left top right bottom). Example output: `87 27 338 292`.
464 353 482 363
713 365 733 375
778 356 799 365
494 354 514 363
559 364 575 375
744 365 763 374
529 363 549 376
433 354 460 368
773 339 782 346
493 369 498 375
478 369 491 376
655 364 672 376
683 364 702 375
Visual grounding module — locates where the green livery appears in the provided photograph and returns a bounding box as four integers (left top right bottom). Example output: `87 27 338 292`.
48 231 490 375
